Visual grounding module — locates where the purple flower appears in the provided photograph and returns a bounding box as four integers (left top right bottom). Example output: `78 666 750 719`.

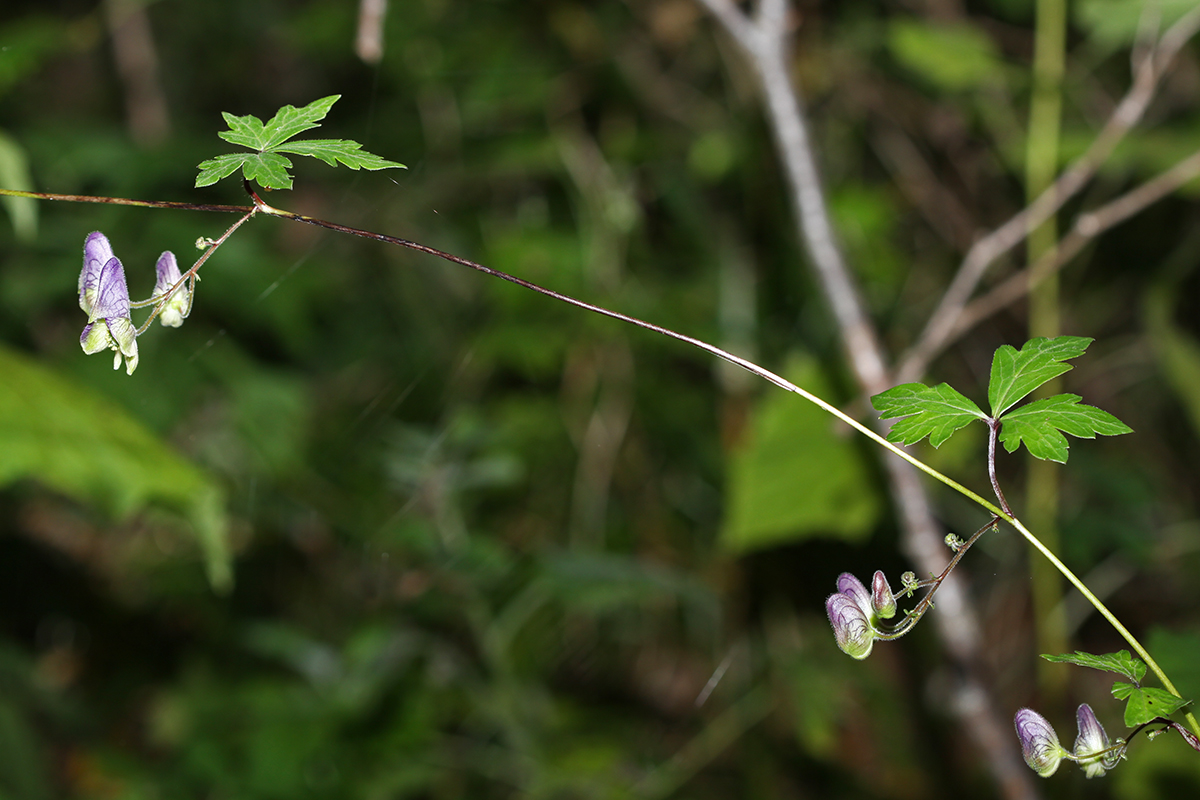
1015 708 1069 777
152 250 189 327
78 232 138 375
1073 704 1117 778
825 591 874 660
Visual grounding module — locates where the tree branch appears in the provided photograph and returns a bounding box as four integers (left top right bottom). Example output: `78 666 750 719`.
898 5 1200 383
948 147 1200 342
693 3 1039 797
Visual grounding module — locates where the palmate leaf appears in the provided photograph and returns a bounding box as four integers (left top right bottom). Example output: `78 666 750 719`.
1112 683 1192 727
871 382 987 447
998 394 1132 463
988 335 1092 417
196 95 404 190
195 152 294 189
1041 650 1147 684
216 95 339 151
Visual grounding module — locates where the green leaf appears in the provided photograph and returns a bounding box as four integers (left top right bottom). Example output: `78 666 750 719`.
0 128 37 241
998 394 1132 463
195 153 257 188
988 336 1093 417
196 95 405 191
1112 683 1192 727
871 382 987 448
217 95 338 151
274 139 405 171
1076 0 1199 52
0 344 231 590
1042 650 1147 684
723 355 882 551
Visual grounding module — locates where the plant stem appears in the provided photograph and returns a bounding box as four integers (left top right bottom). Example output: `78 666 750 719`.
986 418 1014 517
1006 514 1200 737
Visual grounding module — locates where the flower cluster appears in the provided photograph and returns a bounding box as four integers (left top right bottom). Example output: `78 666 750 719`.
77 232 190 375
1014 705 1122 779
825 571 896 660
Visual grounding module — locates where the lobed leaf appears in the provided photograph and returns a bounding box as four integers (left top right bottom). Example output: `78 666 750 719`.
1042 650 1146 684
195 153 257 188
197 95 404 190
1112 683 1192 727
871 382 986 448
998 394 1132 463
0 344 231 590
988 336 1092 417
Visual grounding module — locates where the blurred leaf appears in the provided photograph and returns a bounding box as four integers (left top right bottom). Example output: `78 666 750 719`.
1076 0 1198 50
723 355 882 551
0 16 63 99
0 344 231 589
541 551 718 619
887 19 1005 91
1145 284 1200 438
0 129 36 241
1147 628 1200 707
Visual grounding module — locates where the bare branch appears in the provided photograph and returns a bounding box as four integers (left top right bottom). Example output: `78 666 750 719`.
898 6 1200 383
949 148 1200 342
693 3 1039 797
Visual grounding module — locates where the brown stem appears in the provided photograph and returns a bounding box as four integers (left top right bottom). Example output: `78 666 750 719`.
987 418 1014 518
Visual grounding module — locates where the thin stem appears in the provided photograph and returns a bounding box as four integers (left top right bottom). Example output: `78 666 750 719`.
0 187 247 215
876 516 1000 641
243 187 1006 519
135 207 257 333
10 180 1197 738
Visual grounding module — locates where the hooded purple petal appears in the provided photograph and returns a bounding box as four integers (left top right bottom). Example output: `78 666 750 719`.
826 592 874 660
835 572 873 617
1073 704 1114 778
1015 708 1067 777
152 250 190 327
154 250 183 292
91 257 131 321
79 231 115 314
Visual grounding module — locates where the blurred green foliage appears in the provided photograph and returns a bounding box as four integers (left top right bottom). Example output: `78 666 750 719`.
0 0 1199 797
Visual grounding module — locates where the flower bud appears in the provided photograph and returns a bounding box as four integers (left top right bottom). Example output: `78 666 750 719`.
1015 708 1069 778
152 250 190 327
871 570 896 619
1073 703 1117 778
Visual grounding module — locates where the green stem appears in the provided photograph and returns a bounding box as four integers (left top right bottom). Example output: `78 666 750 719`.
1026 0 1069 699
1006 514 1200 736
